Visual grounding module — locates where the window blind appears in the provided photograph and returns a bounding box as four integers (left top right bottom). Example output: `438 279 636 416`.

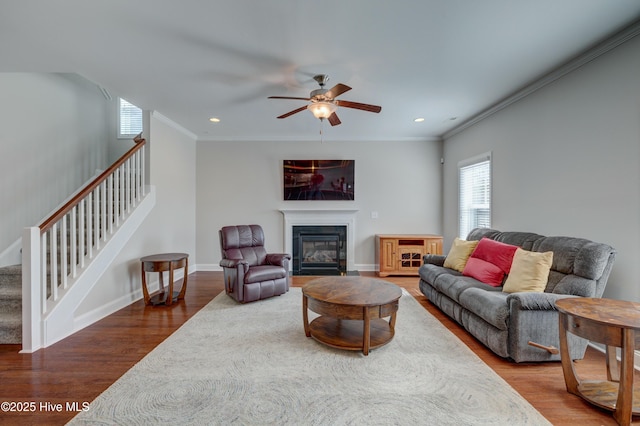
118 98 142 137
459 153 491 239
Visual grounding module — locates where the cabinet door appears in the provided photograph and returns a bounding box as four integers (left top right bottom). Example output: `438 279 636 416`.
398 247 424 271
379 239 396 272
425 238 443 255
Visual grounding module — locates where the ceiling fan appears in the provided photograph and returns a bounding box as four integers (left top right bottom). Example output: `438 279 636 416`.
268 74 382 126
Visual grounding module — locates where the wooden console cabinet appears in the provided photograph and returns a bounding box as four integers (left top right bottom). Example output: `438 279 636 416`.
375 234 443 277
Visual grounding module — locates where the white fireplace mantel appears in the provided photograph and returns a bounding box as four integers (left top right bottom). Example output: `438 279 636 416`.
280 209 359 272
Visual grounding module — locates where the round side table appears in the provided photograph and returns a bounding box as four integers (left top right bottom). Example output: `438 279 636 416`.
140 253 189 306
556 297 640 426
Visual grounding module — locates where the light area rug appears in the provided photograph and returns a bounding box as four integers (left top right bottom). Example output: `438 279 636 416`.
68 288 550 425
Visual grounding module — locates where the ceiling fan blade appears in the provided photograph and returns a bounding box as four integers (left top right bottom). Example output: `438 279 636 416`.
276 105 308 119
268 96 311 101
335 100 382 113
325 83 352 99
328 112 341 126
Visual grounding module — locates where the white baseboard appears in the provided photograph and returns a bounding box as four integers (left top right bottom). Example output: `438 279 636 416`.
196 264 222 272
73 266 192 333
0 238 21 267
587 342 640 372
195 263 378 273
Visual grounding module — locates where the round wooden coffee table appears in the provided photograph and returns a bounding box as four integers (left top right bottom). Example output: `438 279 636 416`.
302 276 402 355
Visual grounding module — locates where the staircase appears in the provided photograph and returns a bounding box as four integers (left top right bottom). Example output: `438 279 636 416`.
3 134 150 350
0 264 21 344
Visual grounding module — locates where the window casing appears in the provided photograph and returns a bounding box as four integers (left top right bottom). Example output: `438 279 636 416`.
458 153 492 239
117 98 143 139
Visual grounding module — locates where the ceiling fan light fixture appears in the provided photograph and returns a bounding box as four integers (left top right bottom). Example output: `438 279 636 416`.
307 101 337 119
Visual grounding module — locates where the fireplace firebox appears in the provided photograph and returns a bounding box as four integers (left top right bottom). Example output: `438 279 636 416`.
292 225 347 275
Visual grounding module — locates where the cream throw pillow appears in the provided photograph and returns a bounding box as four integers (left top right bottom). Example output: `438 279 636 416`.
502 248 553 293
443 238 479 272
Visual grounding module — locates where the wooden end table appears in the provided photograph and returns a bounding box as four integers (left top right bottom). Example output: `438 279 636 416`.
302 276 402 355
140 253 189 306
556 297 640 426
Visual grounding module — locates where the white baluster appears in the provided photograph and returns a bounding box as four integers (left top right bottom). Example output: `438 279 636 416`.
86 192 93 259
50 225 58 301
78 199 85 269
60 214 68 289
70 205 77 278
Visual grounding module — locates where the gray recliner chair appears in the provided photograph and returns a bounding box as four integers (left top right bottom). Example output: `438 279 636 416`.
219 224 291 303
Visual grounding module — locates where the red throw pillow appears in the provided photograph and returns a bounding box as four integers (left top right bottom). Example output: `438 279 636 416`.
462 257 505 286
462 238 518 286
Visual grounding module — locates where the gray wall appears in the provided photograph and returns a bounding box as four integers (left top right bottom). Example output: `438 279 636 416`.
195 139 443 270
75 113 197 317
442 35 640 301
0 73 112 265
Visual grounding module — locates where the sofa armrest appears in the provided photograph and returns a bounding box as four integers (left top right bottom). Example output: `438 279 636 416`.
266 253 291 267
507 292 586 362
507 292 578 311
423 254 446 266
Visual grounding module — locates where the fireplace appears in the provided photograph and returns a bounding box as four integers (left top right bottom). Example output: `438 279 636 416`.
280 209 358 274
292 225 347 275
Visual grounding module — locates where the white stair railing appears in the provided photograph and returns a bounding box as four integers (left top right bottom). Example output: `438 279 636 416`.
22 135 146 352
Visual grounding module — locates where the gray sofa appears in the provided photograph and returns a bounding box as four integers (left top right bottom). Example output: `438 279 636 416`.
418 228 616 362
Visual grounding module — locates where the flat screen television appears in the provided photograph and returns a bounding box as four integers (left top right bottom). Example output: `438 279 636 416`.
283 160 355 200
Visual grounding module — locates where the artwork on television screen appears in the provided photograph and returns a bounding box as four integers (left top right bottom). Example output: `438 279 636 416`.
283 160 355 200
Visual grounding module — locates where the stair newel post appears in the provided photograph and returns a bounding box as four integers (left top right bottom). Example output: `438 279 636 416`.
21 226 43 353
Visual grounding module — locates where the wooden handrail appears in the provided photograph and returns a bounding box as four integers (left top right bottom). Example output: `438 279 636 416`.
39 134 146 234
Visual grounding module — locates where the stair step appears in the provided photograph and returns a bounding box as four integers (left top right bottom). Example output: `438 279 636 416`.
0 315 22 344
0 263 21 277
0 264 21 293
0 297 21 310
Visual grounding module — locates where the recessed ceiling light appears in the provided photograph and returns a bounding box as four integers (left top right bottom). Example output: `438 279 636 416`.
209 117 220 123
414 117 425 123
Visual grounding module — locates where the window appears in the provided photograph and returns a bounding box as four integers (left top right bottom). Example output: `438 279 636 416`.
118 98 143 139
458 152 491 239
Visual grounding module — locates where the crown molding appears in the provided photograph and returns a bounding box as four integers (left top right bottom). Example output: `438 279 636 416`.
151 110 198 140
442 19 640 140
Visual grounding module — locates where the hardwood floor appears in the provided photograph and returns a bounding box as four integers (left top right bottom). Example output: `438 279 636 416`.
0 271 631 425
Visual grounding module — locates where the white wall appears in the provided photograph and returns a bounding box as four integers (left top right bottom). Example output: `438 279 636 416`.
195 139 443 270
442 35 640 301
74 113 197 317
0 73 112 264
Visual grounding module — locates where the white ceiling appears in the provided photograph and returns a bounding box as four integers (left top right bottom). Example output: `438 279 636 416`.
2 1 640 142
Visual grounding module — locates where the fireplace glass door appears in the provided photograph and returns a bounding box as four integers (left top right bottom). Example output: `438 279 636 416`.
292 225 347 275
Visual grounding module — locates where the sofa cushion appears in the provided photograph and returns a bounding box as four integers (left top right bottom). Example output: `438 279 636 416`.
458 288 510 331
552 275 597 297
419 264 457 286
433 273 500 303
462 238 518 286
244 265 287 284
503 248 553 293
443 238 479 272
